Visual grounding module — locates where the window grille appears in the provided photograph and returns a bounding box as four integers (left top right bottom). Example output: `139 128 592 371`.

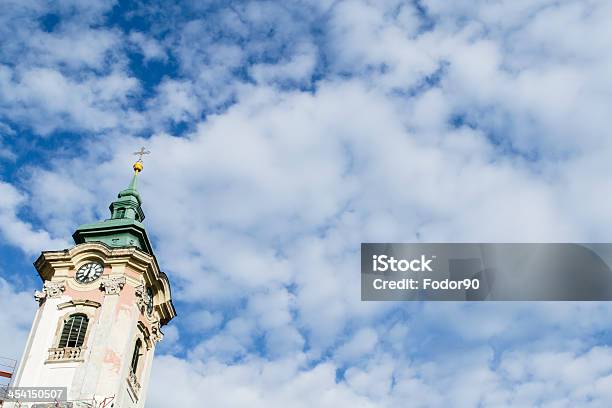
58 314 89 348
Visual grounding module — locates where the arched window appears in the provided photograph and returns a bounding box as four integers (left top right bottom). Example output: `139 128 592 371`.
58 314 89 348
130 339 142 374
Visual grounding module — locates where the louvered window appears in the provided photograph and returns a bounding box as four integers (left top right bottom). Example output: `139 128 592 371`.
58 314 89 348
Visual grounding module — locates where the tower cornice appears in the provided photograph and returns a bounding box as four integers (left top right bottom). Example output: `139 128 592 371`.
34 242 177 326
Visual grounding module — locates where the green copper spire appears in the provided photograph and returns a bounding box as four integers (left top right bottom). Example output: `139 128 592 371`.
72 153 154 254
111 167 145 222
119 171 140 198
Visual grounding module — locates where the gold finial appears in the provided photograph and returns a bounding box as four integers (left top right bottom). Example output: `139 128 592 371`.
133 147 150 173
133 161 144 173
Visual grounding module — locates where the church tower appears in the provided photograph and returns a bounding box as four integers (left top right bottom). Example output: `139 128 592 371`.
8 154 176 407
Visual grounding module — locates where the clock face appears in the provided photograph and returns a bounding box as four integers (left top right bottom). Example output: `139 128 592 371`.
146 286 154 315
75 262 104 284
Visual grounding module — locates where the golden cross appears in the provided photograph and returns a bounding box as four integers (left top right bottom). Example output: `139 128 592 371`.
133 147 150 162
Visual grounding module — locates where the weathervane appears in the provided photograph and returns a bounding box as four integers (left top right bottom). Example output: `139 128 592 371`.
132 146 150 173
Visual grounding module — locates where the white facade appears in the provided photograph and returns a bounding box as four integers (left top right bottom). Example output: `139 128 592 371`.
7 243 175 408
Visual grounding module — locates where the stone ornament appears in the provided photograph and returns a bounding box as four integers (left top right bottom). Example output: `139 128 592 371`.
135 284 147 312
100 276 126 295
34 290 46 303
151 322 163 343
135 283 153 315
47 281 66 297
34 281 66 303
46 281 66 297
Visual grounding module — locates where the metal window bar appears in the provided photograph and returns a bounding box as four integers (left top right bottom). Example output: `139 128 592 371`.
59 315 88 348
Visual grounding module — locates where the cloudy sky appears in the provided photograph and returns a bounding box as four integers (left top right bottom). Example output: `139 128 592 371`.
1 0 612 406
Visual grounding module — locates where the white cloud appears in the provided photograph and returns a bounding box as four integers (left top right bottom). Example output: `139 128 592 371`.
250 43 318 86
27 27 121 70
129 32 168 62
327 0 435 89
0 124 16 161
1 1 612 406
146 79 200 125
0 65 142 135
26 168 97 236
147 344 612 407
0 277 37 359
335 327 379 363
0 0 142 135
188 310 224 332
148 355 379 408
0 181 69 254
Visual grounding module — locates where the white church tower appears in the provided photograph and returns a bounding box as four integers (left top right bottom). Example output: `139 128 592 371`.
7 153 176 407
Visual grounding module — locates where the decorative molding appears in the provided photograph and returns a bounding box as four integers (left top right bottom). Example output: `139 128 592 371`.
57 299 101 310
100 276 126 295
36 281 66 300
34 242 176 325
151 321 163 343
34 290 46 303
135 284 146 312
135 283 153 315
46 281 66 298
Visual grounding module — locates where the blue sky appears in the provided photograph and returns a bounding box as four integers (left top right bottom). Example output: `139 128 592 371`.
2 0 612 406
